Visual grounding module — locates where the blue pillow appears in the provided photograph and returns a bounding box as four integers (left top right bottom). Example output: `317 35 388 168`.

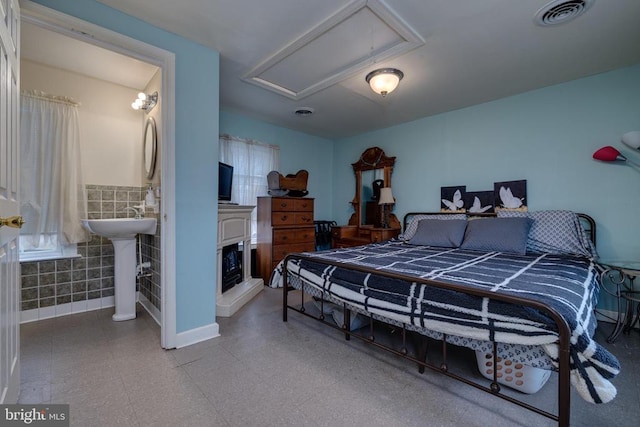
401 213 467 241
408 219 467 248
460 217 533 255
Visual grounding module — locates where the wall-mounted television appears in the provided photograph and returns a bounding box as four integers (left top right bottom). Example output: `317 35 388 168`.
218 162 234 202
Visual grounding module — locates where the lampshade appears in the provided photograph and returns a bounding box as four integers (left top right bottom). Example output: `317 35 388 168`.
593 145 640 168
366 68 404 97
378 187 395 205
621 131 640 150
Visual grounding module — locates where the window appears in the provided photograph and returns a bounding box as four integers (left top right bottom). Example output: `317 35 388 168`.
19 91 89 261
19 235 78 262
219 134 280 242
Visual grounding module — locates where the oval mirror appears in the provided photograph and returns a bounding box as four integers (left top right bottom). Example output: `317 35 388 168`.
143 117 157 179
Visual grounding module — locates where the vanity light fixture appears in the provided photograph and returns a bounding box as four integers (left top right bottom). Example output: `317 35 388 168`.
366 68 404 97
131 91 158 113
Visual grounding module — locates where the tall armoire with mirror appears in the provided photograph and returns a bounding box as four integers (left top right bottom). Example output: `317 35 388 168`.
331 147 401 248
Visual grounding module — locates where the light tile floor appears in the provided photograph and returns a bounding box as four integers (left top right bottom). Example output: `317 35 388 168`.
20 287 640 426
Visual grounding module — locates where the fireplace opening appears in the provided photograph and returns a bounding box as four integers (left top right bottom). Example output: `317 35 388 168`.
222 243 242 293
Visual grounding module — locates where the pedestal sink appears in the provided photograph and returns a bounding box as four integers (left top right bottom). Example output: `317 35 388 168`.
82 218 157 321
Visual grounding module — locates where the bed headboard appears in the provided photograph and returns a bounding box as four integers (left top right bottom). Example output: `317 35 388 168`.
402 211 597 247
577 213 596 247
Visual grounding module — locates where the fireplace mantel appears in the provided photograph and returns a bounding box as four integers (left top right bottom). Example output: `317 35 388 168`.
217 204 263 317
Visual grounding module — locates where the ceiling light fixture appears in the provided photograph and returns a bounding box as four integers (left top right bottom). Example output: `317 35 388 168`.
131 91 158 113
366 68 404 97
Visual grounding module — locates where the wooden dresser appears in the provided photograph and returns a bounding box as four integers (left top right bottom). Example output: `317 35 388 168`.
331 225 400 249
257 196 315 282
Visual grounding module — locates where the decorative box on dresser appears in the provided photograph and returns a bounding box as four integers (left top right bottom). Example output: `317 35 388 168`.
257 196 315 282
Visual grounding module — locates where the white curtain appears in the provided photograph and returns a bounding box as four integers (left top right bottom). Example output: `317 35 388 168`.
20 91 89 248
219 134 279 239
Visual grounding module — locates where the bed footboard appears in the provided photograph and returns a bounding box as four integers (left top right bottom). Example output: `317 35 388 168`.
281 254 571 427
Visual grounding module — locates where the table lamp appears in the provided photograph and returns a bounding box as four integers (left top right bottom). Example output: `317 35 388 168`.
378 187 395 228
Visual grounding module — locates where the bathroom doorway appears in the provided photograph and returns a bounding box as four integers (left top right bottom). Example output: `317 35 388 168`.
20 3 177 348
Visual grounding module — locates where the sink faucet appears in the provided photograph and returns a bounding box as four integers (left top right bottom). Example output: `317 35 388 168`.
124 205 145 219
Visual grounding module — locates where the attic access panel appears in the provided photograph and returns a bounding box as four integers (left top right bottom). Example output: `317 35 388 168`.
242 0 423 100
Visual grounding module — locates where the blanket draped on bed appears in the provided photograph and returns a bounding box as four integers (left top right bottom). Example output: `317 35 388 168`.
270 240 620 404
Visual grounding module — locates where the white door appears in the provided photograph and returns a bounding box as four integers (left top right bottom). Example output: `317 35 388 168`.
0 0 20 404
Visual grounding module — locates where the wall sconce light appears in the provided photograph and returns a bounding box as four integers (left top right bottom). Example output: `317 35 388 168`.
131 91 158 113
366 68 404 97
378 187 395 228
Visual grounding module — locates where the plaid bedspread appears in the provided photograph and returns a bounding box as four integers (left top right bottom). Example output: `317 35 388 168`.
270 240 620 404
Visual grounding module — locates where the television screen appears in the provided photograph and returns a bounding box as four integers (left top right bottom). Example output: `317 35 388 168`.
218 162 233 202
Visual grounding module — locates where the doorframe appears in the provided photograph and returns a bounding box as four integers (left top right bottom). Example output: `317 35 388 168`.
20 0 177 348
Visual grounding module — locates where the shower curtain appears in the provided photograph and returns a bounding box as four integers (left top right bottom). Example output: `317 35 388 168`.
20 90 89 248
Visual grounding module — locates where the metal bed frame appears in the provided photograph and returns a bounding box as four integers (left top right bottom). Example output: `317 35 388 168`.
281 212 597 427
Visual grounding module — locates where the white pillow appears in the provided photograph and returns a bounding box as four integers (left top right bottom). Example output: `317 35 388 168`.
497 210 597 258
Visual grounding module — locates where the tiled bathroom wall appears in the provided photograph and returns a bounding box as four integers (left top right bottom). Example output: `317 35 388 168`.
20 184 162 321
138 205 162 315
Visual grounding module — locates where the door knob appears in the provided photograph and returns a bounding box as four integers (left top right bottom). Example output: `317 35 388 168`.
0 215 25 229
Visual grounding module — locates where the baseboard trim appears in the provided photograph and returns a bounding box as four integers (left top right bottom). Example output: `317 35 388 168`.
175 322 220 349
138 293 161 326
20 296 115 323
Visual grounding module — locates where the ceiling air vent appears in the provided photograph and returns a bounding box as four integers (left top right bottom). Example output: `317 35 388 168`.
534 0 594 26
294 107 314 117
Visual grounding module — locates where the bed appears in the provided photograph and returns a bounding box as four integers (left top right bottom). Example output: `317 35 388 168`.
269 210 620 426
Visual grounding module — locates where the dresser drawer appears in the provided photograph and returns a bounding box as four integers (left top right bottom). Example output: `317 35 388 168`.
294 198 313 212
272 212 314 226
331 226 357 239
272 242 315 262
273 227 315 244
271 198 295 211
271 197 314 212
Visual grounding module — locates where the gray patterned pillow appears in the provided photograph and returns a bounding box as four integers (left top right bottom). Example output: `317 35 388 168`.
401 213 467 241
460 217 533 255
408 219 468 247
497 210 597 258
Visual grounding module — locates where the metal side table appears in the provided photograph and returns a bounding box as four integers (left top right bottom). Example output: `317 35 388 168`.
598 261 640 343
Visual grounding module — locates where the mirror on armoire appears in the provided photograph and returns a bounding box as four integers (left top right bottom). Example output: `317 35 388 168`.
360 170 384 226
348 146 400 229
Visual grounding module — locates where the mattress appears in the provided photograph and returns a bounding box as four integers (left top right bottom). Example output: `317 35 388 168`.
270 240 620 403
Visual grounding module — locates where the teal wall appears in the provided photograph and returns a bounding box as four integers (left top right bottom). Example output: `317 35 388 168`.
335 64 640 263
33 0 221 333
334 64 640 311
220 111 334 220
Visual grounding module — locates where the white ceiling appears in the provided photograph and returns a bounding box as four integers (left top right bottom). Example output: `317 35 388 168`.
27 0 640 139
21 20 158 91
